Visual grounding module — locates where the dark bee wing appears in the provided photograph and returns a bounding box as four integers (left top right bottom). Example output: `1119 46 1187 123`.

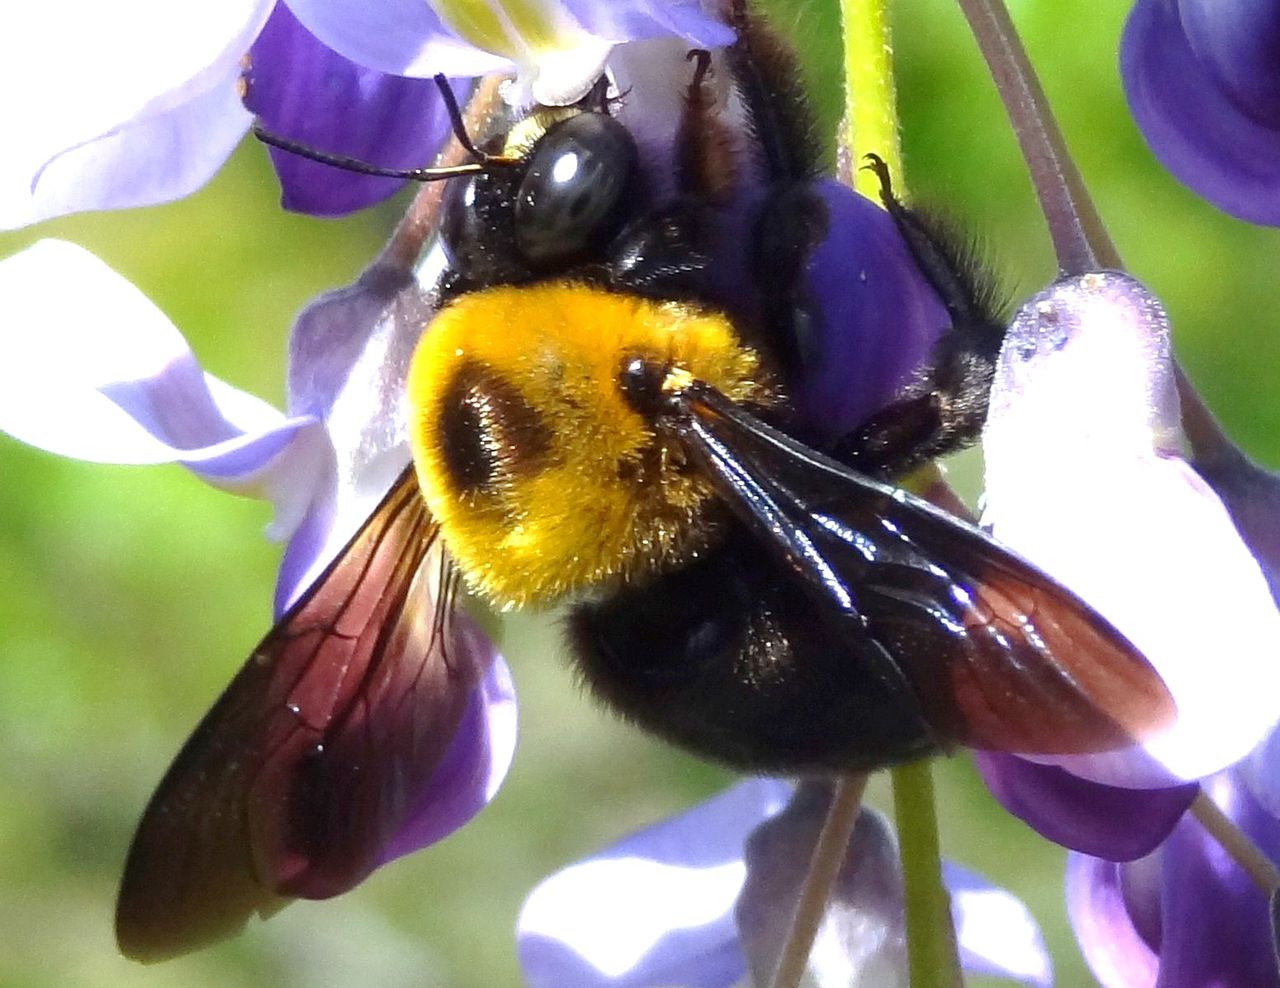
117 467 482 961
664 382 1175 754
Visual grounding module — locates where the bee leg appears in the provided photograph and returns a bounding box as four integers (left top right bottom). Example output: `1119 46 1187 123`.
676 49 741 204
833 155 1007 479
604 49 734 298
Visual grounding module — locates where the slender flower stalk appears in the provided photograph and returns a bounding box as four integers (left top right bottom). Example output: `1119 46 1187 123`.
765 775 867 988
953 0 1120 272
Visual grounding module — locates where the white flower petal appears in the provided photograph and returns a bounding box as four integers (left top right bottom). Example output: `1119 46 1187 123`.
946 863 1053 987
0 240 262 461
528 35 614 105
0 239 330 544
0 0 271 227
518 779 791 988
984 272 1280 786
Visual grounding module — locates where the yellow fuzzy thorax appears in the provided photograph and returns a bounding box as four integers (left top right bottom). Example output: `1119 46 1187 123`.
407 281 771 609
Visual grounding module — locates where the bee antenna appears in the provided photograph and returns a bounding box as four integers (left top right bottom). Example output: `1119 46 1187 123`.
431 73 500 165
251 74 519 183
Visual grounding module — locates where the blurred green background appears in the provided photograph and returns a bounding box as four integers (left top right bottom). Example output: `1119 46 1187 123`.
1 2 1277 986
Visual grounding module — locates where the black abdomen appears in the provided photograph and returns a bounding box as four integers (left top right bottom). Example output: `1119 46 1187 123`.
568 528 940 773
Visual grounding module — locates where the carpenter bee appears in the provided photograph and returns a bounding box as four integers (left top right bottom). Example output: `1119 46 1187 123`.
115 4 1175 962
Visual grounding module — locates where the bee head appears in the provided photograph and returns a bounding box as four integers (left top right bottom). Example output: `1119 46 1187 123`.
407 282 774 608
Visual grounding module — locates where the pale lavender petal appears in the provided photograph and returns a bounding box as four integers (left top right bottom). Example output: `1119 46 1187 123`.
0 238 282 461
737 788 908 988
983 273 1280 786
1190 435 1280 608
0 0 272 228
0 239 332 555
246 6 464 216
273 460 338 614
517 778 791 988
378 626 515 863
1122 0 1280 224
1245 727 1280 821
1156 775 1280 988
739 785 1050 988
284 0 511 78
558 0 734 47
1066 852 1160 988
945 862 1052 987
279 251 439 603
288 0 731 106
975 753 1196 861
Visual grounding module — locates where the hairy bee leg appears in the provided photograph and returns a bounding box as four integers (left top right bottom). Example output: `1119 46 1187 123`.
860 153 997 333
676 49 741 203
722 0 823 184
833 155 1008 479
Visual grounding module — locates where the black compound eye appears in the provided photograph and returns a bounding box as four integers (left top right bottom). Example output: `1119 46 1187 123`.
439 174 478 271
440 171 503 278
514 113 638 266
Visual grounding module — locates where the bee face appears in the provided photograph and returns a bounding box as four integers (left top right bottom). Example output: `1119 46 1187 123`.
407 281 775 607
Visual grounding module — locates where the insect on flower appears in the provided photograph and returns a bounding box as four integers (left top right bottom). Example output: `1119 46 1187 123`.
115 2 1177 962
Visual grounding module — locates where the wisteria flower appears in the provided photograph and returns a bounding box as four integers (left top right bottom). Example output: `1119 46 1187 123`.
0 238 516 925
518 780 1053 988
0 0 733 226
1121 0 1280 224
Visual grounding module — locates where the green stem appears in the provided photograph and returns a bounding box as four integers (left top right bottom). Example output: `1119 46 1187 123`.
837 4 961 982
839 0 902 199
892 759 962 988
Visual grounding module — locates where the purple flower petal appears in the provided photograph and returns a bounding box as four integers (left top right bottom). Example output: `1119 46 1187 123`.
983 273 1280 786
1066 851 1160 988
284 0 511 78
1189 434 1280 609
1122 0 1280 223
1155 775 1280 988
246 6 466 216
379 623 515 863
739 785 1052 988
792 181 949 441
1175 0 1280 129
1245 727 1280 821
276 249 440 606
0 1 272 228
517 779 792 988
273 461 338 613
975 753 1196 861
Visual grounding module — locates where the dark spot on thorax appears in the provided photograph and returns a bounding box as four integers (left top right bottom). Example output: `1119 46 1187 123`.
438 360 553 495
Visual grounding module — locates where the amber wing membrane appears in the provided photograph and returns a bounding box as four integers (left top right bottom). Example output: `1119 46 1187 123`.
116 468 481 961
665 383 1176 753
